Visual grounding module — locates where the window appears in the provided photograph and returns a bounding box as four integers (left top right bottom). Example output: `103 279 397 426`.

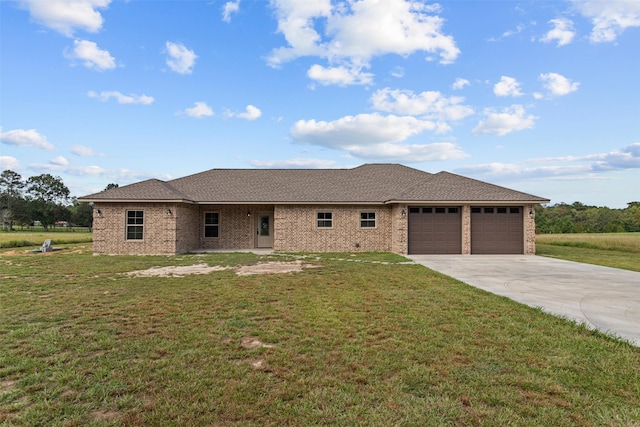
317 212 333 228
471 207 482 213
435 207 446 214
422 207 433 213
409 207 420 213
497 207 507 214
360 212 376 228
510 207 520 214
204 212 219 238
448 207 459 214
484 207 494 214
126 210 143 240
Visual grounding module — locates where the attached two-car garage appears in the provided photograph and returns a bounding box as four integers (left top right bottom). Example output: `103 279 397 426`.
408 206 524 255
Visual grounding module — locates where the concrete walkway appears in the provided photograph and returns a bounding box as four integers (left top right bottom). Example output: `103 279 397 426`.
408 255 640 346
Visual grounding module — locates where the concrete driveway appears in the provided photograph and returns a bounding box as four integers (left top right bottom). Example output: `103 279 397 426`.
408 255 640 346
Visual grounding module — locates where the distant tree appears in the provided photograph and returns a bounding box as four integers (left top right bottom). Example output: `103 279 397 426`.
0 170 26 230
25 174 71 230
105 183 119 190
70 199 94 228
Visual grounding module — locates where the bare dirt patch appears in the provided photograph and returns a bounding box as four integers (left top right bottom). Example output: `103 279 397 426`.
240 336 274 349
126 261 320 278
0 380 16 394
126 264 230 277
235 260 319 276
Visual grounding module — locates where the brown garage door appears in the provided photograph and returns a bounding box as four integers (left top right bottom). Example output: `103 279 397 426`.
409 206 461 254
471 207 523 254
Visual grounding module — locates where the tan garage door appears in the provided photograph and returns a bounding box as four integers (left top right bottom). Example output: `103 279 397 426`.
471 207 523 254
408 206 461 254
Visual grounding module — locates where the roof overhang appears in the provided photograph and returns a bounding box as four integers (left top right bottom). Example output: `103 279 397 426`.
79 198 196 204
386 200 550 205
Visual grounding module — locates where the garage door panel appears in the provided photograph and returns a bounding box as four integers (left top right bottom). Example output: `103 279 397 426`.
471 207 523 254
409 207 461 254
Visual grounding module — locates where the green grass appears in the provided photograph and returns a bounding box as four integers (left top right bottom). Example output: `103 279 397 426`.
0 230 92 248
537 233 640 271
1 245 638 426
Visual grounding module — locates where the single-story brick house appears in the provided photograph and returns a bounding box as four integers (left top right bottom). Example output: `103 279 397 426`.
78 164 549 255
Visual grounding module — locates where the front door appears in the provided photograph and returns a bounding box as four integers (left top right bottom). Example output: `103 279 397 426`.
256 213 274 248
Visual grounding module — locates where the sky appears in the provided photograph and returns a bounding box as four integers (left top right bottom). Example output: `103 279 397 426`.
1 0 639 208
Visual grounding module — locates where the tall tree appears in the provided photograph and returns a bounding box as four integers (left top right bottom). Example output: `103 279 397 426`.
0 170 26 230
26 174 71 230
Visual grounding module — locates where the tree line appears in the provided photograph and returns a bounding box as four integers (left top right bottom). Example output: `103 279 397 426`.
534 201 640 234
0 170 99 231
1 169 639 233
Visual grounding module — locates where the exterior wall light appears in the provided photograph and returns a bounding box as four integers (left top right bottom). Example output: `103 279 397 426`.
96 209 102 217
529 210 534 218
166 209 172 216
247 211 251 217
401 208 407 218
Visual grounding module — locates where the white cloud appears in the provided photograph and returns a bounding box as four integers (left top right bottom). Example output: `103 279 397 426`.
50 156 68 166
391 66 405 78
0 128 54 150
181 102 214 118
472 105 537 136
589 142 640 171
370 88 474 122
346 142 468 163
237 105 262 120
18 0 110 36
540 18 576 46
222 0 240 23
291 113 439 147
493 76 523 97
65 39 115 71
289 112 467 162
0 156 21 171
165 41 197 74
268 0 459 85
307 64 373 86
226 105 262 120
455 143 640 181
539 72 580 96
249 158 338 169
71 144 102 157
452 78 470 90
571 0 640 42
87 91 154 104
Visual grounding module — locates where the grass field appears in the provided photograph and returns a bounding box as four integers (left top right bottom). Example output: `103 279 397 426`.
537 232 640 272
0 229 93 248
1 245 638 426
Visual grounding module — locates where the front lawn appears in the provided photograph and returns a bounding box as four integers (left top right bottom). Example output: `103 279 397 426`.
1 245 638 426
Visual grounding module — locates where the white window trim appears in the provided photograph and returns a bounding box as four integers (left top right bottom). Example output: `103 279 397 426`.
360 211 377 228
125 210 144 241
316 211 333 229
204 211 220 238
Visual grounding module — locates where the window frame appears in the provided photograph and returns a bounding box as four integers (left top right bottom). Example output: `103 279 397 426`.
204 212 220 238
316 211 333 229
126 210 144 241
360 211 376 228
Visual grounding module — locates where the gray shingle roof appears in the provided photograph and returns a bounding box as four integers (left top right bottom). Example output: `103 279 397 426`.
79 164 549 204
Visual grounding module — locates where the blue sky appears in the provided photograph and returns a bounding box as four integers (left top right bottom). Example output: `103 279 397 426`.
1 0 638 208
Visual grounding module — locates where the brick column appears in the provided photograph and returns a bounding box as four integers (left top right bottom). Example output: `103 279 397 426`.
462 204 471 254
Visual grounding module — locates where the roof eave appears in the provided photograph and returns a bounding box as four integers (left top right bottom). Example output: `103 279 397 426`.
79 198 196 204
386 199 550 205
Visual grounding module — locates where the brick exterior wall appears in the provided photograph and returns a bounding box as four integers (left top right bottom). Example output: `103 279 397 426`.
390 204 408 254
274 205 394 252
462 204 471 255
524 204 536 255
197 205 271 250
92 202 179 255
92 202 538 255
